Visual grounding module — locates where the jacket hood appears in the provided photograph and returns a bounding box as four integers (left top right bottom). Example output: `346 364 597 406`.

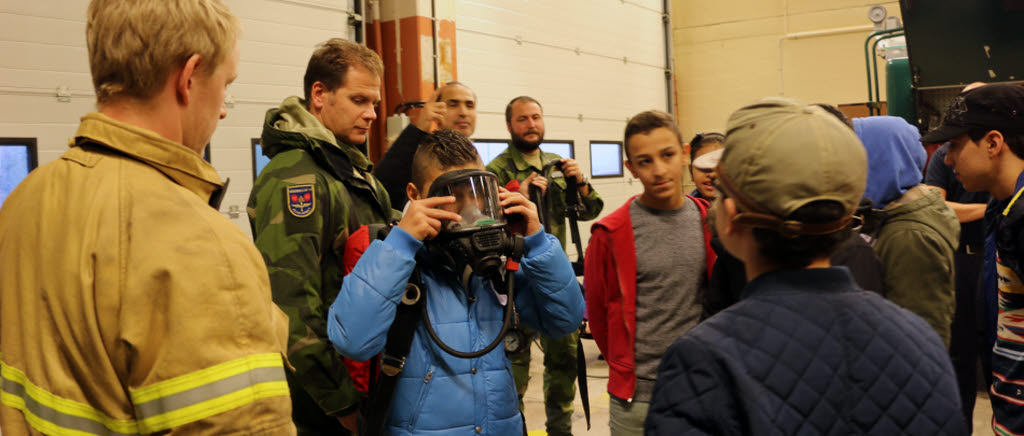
854 116 926 208
260 96 373 171
874 185 960 249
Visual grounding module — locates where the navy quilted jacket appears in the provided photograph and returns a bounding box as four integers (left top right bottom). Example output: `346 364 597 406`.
645 267 966 436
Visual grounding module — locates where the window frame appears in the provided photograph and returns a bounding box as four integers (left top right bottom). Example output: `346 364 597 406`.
539 140 575 159
251 138 263 181
588 140 625 179
0 137 39 170
472 139 511 166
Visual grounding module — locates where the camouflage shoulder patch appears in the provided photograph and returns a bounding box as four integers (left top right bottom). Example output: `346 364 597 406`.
287 184 315 218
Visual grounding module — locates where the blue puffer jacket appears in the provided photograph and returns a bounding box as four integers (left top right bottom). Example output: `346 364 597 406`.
645 267 966 436
328 226 584 435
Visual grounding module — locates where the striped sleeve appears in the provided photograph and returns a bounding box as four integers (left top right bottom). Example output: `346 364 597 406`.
993 261 1024 435
1 353 290 435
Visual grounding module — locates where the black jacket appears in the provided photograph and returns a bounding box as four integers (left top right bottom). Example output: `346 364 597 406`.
375 123 428 210
647 267 966 435
702 234 884 319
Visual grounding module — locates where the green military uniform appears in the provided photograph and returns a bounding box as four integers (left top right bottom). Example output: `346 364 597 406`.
248 97 398 435
863 185 959 346
487 147 603 251
485 146 603 436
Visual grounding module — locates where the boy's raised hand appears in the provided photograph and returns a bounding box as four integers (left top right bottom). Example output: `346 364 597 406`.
499 187 541 236
398 196 462 241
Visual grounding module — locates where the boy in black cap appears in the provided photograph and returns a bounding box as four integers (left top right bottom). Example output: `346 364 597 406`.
644 98 964 435
923 82 1024 435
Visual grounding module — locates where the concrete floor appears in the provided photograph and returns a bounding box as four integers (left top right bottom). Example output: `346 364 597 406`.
0 341 994 436
972 392 994 434
521 339 612 436
521 340 995 435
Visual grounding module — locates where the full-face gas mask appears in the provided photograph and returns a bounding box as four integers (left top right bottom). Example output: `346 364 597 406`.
425 169 524 277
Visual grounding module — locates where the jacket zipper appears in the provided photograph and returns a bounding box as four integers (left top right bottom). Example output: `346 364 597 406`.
409 370 435 430
619 275 635 402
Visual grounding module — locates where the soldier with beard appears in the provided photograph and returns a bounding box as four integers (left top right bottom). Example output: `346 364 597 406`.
486 95 603 436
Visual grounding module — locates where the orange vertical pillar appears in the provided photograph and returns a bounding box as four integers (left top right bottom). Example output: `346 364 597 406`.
366 0 456 163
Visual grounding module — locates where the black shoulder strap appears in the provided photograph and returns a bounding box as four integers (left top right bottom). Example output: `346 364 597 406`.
564 174 585 275
359 269 425 436
576 333 591 430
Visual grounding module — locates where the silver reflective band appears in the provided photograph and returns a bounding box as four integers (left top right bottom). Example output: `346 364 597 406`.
132 366 286 419
1 377 139 435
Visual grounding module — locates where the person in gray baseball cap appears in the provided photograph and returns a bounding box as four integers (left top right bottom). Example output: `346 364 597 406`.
927 82 1024 435
645 97 964 435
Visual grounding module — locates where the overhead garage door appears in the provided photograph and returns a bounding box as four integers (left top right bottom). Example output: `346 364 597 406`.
0 0 361 236
455 0 672 257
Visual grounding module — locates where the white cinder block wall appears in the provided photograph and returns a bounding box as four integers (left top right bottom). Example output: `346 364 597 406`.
0 1 93 170
211 0 361 235
456 0 670 259
0 0 360 237
0 0 671 253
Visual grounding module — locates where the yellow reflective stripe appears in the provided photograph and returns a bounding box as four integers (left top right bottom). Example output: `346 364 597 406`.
1 390 96 436
1003 185 1024 216
130 353 282 404
136 381 289 433
0 358 138 435
128 353 288 433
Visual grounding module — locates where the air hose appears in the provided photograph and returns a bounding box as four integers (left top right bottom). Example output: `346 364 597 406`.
419 271 516 359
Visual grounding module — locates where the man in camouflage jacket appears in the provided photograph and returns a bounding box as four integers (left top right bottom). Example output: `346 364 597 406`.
486 96 603 436
248 39 397 435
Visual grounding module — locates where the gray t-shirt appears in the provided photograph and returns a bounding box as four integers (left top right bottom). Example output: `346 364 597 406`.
630 197 707 401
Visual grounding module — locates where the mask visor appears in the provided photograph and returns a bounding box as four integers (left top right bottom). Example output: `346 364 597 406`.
428 170 506 232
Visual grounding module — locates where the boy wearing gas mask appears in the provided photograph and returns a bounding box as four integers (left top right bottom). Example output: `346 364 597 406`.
326 130 585 435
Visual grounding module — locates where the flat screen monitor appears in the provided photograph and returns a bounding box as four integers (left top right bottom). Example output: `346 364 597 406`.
0 139 38 208
252 139 270 180
472 140 510 166
540 141 574 159
589 141 624 178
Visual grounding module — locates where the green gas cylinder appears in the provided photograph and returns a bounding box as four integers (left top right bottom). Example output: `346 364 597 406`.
886 56 916 126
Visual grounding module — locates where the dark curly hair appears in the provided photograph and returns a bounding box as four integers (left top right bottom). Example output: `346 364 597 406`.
411 129 482 191
751 200 852 268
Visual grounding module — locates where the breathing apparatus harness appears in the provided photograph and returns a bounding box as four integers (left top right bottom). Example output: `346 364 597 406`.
360 169 525 436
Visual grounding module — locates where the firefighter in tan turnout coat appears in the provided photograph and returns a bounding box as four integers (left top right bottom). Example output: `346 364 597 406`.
0 1 295 434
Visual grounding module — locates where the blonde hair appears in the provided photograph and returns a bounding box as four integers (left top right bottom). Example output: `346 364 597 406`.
86 0 241 104
303 38 384 103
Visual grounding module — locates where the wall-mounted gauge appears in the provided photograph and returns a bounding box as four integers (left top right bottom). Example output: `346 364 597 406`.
869 5 888 24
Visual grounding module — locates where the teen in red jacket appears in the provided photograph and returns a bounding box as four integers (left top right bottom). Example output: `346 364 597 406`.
584 110 714 435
